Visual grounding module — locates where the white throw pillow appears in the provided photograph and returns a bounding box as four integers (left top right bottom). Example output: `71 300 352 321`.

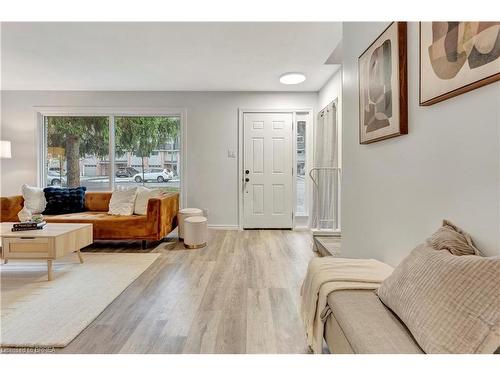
108 187 138 216
134 186 160 215
21 184 46 214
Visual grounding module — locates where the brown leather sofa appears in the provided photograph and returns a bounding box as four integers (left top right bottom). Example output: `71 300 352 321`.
0 192 179 248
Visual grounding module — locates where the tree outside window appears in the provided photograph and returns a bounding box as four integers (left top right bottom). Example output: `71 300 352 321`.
46 115 181 191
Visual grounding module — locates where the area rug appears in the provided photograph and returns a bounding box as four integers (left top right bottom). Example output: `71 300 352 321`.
0 252 160 348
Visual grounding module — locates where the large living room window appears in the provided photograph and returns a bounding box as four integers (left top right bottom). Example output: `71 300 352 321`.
45 116 110 191
114 116 181 192
43 113 182 193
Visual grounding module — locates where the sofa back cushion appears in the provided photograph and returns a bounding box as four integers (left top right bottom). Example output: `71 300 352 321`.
84 192 113 212
377 242 500 353
43 187 87 215
0 195 24 222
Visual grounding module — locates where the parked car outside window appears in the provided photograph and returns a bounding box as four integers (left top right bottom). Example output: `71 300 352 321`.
133 168 173 183
115 167 140 178
47 171 66 186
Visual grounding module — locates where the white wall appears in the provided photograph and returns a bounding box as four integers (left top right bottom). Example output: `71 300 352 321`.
0 91 318 227
342 22 500 264
318 68 343 167
318 67 342 110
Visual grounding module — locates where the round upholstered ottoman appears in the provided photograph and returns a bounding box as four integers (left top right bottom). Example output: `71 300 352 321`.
184 216 208 249
178 208 203 240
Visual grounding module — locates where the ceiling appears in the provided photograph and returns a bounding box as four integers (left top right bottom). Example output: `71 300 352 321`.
1 22 342 91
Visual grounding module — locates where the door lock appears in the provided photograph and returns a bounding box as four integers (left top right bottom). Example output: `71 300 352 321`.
245 170 250 174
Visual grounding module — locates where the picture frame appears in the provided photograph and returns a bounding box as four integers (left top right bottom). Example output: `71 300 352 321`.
358 22 407 144
420 22 500 106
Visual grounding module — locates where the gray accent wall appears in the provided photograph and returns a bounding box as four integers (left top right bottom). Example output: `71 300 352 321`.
340 22 500 261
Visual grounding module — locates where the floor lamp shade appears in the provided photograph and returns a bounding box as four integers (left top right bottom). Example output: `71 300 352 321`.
0 140 12 158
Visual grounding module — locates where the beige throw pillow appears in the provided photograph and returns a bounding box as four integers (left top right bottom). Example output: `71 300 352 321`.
377 222 500 354
428 219 482 256
108 187 138 216
134 186 160 215
21 184 46 214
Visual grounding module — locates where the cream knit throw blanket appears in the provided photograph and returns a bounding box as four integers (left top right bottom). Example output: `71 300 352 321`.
300 257 393 353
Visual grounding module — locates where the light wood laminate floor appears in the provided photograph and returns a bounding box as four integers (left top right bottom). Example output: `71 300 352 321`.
61 229 315 353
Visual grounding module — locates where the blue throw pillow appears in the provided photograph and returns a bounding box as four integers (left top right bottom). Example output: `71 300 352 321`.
43 186 87 215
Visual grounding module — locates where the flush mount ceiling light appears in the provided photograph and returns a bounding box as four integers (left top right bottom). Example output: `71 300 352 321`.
279 72 306 85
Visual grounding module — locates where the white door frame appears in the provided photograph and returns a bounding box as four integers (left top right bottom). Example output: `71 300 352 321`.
34 106 188 208
238 108 314 230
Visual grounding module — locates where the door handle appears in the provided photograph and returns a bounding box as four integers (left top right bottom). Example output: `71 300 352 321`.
245 177 250 182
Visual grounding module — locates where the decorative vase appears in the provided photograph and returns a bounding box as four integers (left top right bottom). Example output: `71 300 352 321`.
18 206 32 222
32 214 44 223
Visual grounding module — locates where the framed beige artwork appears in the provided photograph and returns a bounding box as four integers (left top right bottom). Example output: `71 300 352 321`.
359 22 408 144
420 22 500 106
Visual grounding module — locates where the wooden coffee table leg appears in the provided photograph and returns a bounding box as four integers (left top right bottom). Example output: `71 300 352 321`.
77 248 84 263
47 260 53 281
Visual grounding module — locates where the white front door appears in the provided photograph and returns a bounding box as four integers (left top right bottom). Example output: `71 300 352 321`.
243 112 294 228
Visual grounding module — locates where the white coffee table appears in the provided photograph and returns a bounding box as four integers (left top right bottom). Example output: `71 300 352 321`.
0 222 93 281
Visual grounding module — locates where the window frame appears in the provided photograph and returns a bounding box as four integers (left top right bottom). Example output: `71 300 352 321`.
294 111 313 219
36 107 187 208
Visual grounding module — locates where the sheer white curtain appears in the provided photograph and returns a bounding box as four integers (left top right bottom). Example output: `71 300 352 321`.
311 100 339 230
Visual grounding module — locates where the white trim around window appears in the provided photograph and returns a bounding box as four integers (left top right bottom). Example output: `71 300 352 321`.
34 106 187 208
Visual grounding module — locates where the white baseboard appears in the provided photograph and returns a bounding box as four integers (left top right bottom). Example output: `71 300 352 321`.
207 224 240 230
311 229 341 237
293 225 311 231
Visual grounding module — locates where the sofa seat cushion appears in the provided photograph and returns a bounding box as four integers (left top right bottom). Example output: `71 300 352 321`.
44 211 157 239
44 211 147 222
326 290 424 354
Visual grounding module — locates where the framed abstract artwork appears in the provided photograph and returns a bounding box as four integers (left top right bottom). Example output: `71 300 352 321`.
359 22 407 144
420 22 500 106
